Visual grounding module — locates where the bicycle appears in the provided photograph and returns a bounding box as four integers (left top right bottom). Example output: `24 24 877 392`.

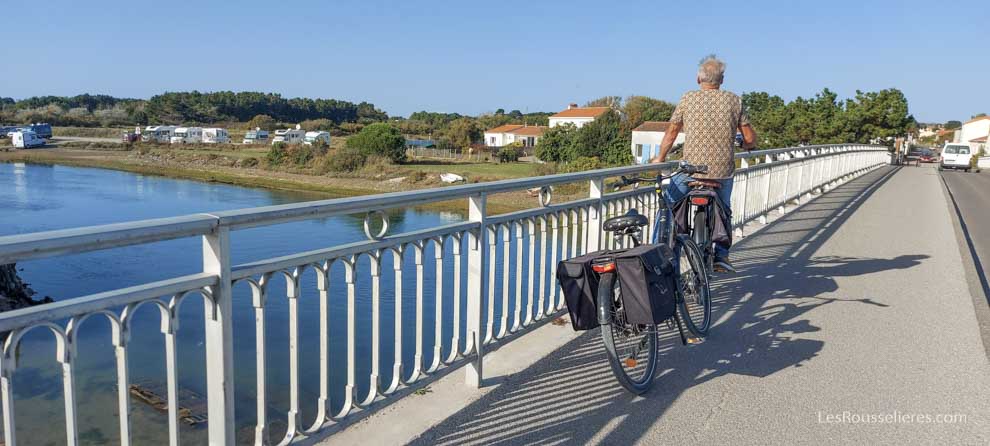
591 162 712 395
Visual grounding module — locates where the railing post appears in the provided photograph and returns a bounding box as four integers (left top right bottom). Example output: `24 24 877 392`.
734 157 750 237
587 178 604 252
203 226 235 445
759 154 773 224
466 194 487 387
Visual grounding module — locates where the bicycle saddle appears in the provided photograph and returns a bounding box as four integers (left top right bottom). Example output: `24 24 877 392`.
687 179 722 189
603 209 649 232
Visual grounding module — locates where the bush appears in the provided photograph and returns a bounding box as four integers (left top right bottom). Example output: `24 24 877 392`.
346 123 406 163
300 118 335 131
498 145 520 163
535 123 579 163
535 162 558 176
324 148 367 172
561 156 602 173
266 142 287 166
242 157 259 168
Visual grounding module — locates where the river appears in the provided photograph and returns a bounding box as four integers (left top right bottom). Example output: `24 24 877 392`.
0 162 507 444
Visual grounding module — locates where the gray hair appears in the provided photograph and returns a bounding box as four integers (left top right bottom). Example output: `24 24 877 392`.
697 55 725 85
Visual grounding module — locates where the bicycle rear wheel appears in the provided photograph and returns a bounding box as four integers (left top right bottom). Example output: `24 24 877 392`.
598 273 658 395
674 236 712 336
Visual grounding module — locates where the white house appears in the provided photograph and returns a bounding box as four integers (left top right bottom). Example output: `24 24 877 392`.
483 124 547 147
631 121 686 164
960 116 990 153
548 104 610 128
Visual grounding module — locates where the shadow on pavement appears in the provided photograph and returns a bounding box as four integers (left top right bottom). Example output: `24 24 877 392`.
410 166 926 446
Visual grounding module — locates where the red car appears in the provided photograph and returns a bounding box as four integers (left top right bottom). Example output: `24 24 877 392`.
918 149 937 163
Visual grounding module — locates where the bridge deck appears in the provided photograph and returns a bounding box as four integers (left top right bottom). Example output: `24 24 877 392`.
397 165 990 445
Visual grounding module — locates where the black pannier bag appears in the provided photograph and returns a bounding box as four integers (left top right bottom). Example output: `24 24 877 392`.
670 190 732 252
614 244 678 325
556 250 607 331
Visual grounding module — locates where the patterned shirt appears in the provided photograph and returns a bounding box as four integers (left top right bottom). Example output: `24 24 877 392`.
669 89 749 179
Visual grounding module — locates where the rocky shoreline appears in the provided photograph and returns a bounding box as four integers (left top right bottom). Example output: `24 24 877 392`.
0 264 53 312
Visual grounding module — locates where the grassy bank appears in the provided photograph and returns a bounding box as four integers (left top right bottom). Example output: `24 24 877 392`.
0 149 543 215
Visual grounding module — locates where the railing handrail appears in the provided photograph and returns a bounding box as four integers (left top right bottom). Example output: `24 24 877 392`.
0 145 888 265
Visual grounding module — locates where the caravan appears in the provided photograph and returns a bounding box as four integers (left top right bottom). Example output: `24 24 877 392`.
243 128 270 145
142 125 177 143
170 127 203 144
11 130 45 149
304 131 331 146
272 125 306 145
202 128 229 144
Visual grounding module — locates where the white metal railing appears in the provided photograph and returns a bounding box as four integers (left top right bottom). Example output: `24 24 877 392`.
0 144 889 445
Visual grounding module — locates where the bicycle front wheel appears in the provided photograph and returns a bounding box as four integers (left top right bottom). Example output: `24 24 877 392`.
674 235 712 336
598 273 658 395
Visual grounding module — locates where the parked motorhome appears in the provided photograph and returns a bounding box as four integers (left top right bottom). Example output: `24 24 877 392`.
303 131 331 146
202 128 229 144
11 130 45 148
141 125 178 143
273 125 306 145
243 128 269 145
170 127 203 144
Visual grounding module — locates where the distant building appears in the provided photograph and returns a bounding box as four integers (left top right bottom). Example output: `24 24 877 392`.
959 116 990 151
631 121 686 165
483 124 547 148
548 104 610 128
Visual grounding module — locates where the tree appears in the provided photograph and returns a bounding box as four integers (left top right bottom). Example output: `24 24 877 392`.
945 121 962 129
585 96 622 108
346 123 407 163
576 109 625 160
247 114 277 130
440 118 481 148
973 113 988 119
622 96 675 130
534 124 579 163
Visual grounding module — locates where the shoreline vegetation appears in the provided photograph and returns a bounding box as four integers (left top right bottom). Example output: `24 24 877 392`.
0 146 575 216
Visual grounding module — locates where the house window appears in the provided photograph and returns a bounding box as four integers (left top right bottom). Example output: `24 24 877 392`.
635 144 644 157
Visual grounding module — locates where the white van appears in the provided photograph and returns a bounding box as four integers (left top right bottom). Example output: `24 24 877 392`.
939 143 974 172
304 131 331 146
202 128 229 144
273 125 306 145
170 127 203 144
243 128 269 145
11 130 45 149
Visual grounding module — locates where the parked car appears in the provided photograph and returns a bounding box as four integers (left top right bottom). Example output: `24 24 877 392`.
919 149 937 163
939 144 974 172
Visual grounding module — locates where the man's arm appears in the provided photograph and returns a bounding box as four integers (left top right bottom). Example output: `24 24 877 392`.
740 123 757 150
650 121 683 163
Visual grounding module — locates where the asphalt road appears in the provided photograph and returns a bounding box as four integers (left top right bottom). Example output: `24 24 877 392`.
410 166 990 445
939 166 990 355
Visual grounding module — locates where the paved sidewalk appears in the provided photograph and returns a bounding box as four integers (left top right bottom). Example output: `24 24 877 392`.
409 166 990 445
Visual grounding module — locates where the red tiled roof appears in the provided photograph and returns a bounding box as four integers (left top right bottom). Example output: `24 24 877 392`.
550 107 610 119
508 126 547 136
971 136 988 143
633 121 672 132
485 124 524 133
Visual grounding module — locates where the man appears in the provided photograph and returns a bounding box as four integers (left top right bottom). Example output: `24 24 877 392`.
651 55 757 273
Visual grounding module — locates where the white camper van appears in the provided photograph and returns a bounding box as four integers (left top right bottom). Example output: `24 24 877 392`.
11 130 45 149
170 127 203 144
304 131 331 146
243 128 269 145
202 128 229 144
142 125 178 143
273 125 306 145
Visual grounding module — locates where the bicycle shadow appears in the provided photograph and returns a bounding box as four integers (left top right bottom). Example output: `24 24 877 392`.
410 166 923 445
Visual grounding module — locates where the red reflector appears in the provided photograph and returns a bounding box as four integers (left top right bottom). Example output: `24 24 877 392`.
690 197 710 206
592 262 616 273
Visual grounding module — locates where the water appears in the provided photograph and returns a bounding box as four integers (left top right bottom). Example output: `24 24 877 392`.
0 162 519 444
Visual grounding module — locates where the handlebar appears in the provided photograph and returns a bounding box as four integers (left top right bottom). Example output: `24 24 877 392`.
610 161 708 190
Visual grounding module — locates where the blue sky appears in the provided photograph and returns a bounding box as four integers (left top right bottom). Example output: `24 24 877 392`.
3 0 987 123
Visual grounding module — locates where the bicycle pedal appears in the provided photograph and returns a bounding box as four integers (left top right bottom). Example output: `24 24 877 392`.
624 358 638 367
685 336 705 345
